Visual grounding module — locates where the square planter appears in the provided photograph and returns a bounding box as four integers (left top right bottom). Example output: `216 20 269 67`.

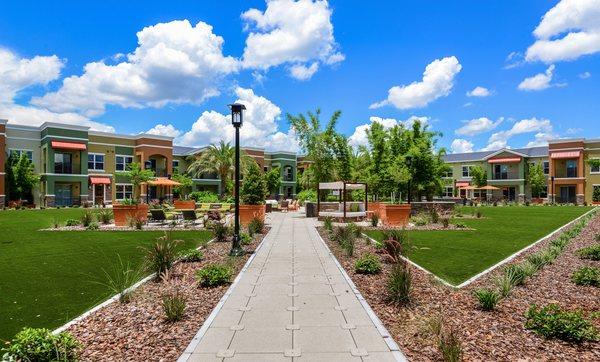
239 204 266 226
380 203 411 227
174 200 196 210
113 203 149 226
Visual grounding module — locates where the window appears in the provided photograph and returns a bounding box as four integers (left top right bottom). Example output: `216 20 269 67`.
115 155 133 171
115 184 133 200
462 165 472 178
591 159 600 174
263 166 268 172
172 159 180 173
543 161 549 175
494 164 508 179
442 186 453 197
442 169 453 178
283 165 293 181
566 160 577 178
9 149 33 162
88 153 104 171
54 152 72 174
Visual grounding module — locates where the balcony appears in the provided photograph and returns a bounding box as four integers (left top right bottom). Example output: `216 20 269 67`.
491 171 520 180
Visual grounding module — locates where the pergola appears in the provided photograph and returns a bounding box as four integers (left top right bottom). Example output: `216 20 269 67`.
317 181 368 219
145 177 181 203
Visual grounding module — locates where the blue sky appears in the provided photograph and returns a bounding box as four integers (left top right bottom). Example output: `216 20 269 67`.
0 0 598 153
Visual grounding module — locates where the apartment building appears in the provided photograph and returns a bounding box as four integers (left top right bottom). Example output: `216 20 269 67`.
0 119 299 207
442 139 600 205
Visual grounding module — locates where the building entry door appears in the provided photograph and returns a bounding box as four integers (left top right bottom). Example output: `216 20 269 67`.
55 183 73 206
503 187 516 201
94 184 104 205
560 186 576 204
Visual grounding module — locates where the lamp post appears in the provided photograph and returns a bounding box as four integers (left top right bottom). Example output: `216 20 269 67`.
551 176 555 204
229 103 246 257
406 155 413 204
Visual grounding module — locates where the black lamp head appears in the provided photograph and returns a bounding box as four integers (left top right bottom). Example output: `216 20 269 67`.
229 103 246 126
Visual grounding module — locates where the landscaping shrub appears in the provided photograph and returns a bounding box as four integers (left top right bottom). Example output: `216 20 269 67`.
86 221 99 231
438 329 462 362
525 304 599 342
65 218 80 226
441 217 449 228
453 221 467 229
354 253 382 274
127 215 145 230
323 216 333 231
346 222 363 238
179 249 204 262
476 210 482 218
410 213 429 226
145 231 181 276
2 327 81 361
504 264 526 286
240 232 252 245
473 289 499 311
211 222 230 242
296 189 317 205
189 190 219 203
247 217 265 235
571 266 600 287
381 229 410 263
494 274 514 298
97 209 113 224
93 254 142 303
80 209 94 227
577 244 600 261
331 226 353 245
521 261 539 278
370 212 379 227
387 262 411 304
196 264 232 287
52 217 60 229
525 252 550 270
162 291 186 322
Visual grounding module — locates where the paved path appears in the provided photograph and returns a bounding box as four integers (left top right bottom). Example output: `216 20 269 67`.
179 212 404 361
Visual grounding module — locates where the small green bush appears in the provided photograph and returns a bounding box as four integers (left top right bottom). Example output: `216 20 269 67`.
189 190 219 203
525 304 599 342
97 209 113 224
494 274 514 298
410 214 429 226
2 328 81 361
577 244 600 261
86 221 99 231
346 222 363 238
342 235 355 257
323 216 333 231
571 266 600 287
162 291 186 322
211 222 230 242
473 289 499 311
505 264 526 286
297 189 317 205
127 215 145 230
179 249 204 262
370 213 379 227
438 329 462 362
453 221 467 229
80 209 94 227
65 218 80 226
355 253 382 274
525 252 550 270
240 232 252 245
196 264 232 287
247 217 265 235
387 262 411 305
145 231 181 275
441 218 449 228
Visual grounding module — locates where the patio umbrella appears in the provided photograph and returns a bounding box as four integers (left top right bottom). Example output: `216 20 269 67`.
479 185 499 190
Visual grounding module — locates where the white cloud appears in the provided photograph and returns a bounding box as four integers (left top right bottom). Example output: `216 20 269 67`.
526 0 600 63
0 48 115 132
518 65 556 91
348 115 429 148
370 56 462 109
483 117 555 150
566 127 582 135
177 87 298 152
31 20 239 117
466 86 492 97
289 62 319 80
450 139 474 153
579 71 591 79
241 0 343 79
455 117 502 136
145 124 181 138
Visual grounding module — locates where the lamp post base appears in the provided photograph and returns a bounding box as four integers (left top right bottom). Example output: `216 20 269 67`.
229 234 245 257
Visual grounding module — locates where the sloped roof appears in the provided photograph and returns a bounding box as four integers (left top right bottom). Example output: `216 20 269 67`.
173 146 202 156
443 146 549 163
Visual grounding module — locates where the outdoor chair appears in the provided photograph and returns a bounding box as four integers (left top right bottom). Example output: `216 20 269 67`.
181 210 198 224
280 200 289 212
149 209 168 224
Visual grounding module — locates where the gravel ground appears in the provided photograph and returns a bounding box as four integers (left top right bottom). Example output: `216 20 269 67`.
319 212 600 361
67 230 267 361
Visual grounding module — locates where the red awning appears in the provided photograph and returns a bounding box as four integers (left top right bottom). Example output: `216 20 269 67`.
51 141 87 150
488 157 521 164
90 177 111 185
456 181 470 187
550 150 581 159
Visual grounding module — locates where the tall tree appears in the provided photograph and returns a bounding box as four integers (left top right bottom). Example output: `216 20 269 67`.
187 141 234 198
11 154 39 202
527 163 546 198
125 162 155 201
264 166 282 197
470 165 488 188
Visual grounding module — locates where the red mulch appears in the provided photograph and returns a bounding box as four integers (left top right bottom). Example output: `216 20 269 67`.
67 230 267 361
319 214 600 361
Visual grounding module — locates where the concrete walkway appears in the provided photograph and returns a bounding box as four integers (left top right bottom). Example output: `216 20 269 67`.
179 212 405 361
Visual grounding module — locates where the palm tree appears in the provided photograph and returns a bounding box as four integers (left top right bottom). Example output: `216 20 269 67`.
187 141 255 198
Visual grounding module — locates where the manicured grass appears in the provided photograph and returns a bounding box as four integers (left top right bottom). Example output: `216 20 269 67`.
365 206 593 286
0 208 212 341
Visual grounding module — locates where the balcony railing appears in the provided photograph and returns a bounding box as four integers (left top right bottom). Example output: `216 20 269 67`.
491 172 520 180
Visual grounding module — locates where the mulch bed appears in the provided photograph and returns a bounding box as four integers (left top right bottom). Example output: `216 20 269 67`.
319 214 600 361
66 229 268 361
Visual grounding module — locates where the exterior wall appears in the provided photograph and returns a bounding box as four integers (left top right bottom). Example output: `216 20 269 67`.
268 152 297 197
549 140 585 204
584 141 600 203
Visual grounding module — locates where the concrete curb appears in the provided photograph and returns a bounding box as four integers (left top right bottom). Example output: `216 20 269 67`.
52 237 216 335
314 227 408 362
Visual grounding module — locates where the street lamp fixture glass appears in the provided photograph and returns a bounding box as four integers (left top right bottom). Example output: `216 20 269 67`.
229 103 246 127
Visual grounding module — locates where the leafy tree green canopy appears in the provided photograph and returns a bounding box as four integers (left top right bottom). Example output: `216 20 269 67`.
470 165 487 187
528 163 547 198
5 153 39 202
240 161 267 205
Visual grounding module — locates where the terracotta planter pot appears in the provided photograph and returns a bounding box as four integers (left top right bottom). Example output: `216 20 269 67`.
174 200 196 210
367 202 382 213
239 204 266 226
113 204 149 226
531 198 544 204
380 203 411 227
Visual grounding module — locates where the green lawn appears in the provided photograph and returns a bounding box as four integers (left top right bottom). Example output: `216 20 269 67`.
0 208 212 341
365 206 594 286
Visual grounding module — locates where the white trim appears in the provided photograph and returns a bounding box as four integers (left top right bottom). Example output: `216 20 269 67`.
115 183 133 201
42 135 88 142
88 141 134 148
0 194 5 197
40 122 89 132
548 138 584 144
0 132 5 136
115 154 134 172
6 124 41 131
456 207 597 288
487 178 525 182
589 157 600 174
585 147 600 151
269 157 297 162
483 148 528 160
87 152 105 172
135 144 172 149
88 173 113 177
549 146 584 152
42 173 89 177
6 136 41 141
551 177 585 181
192 178 221 182
0 172 5 175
